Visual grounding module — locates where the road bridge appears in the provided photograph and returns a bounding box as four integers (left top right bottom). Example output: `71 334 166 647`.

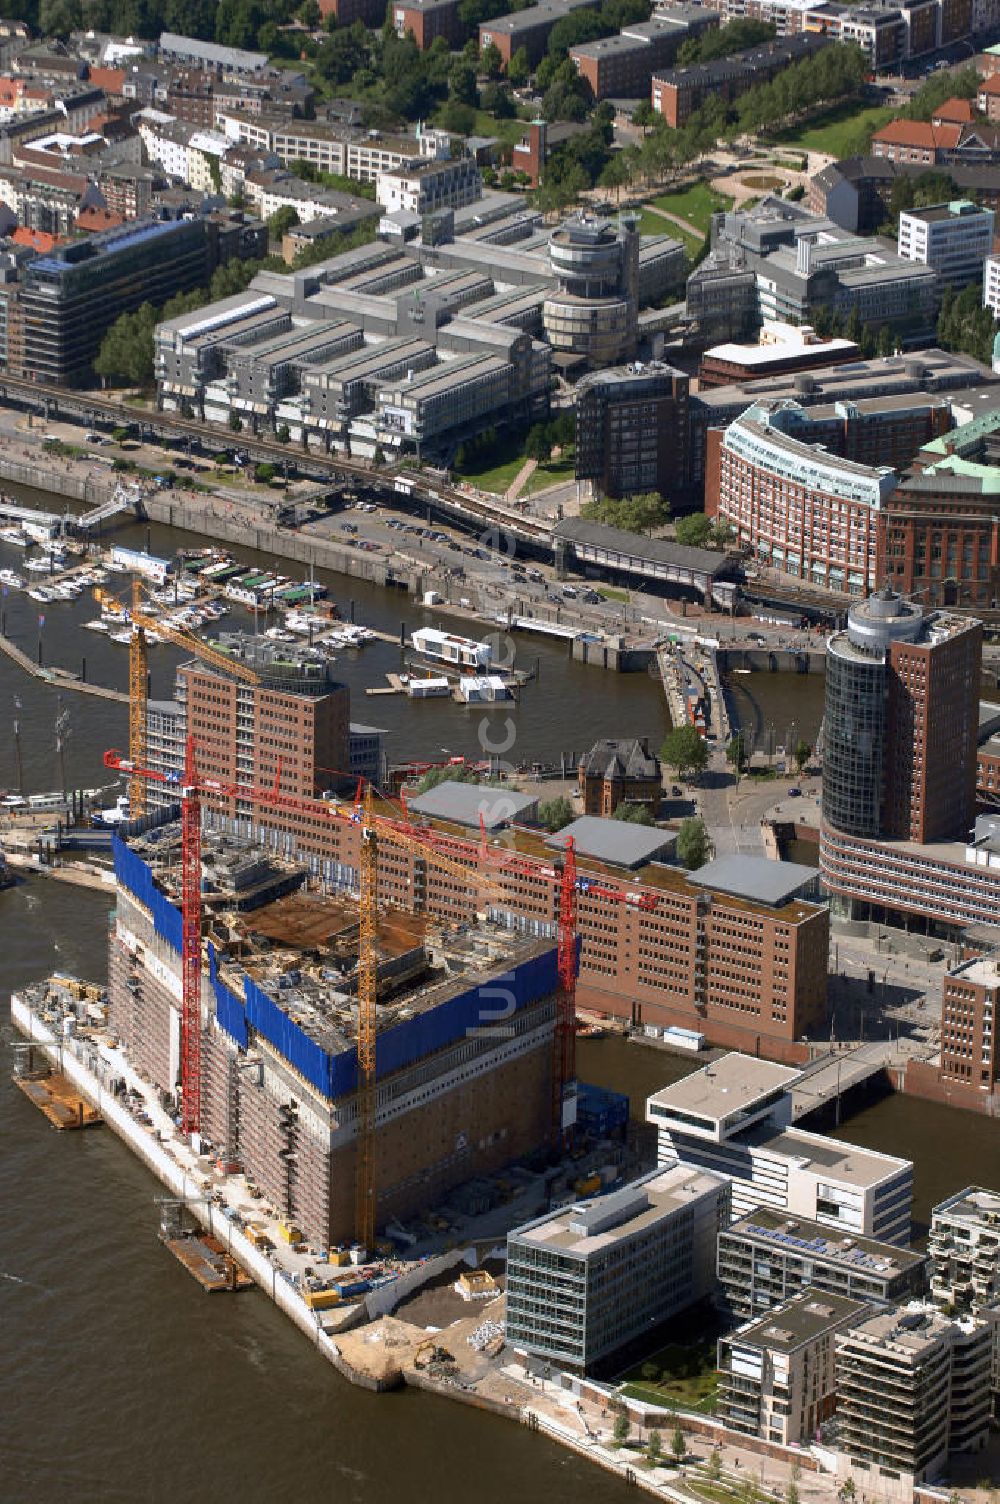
790 1044 897 1124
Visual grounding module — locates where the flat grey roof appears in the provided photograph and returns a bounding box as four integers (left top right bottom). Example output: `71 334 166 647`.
727 1290 870 1351
547 815 675 870
763 1129 910 1187
554 517 730 577
509 1164 724 1256
648 1052 802 1121
724 1207 926 1273
408 779 537 830
690 854 819 907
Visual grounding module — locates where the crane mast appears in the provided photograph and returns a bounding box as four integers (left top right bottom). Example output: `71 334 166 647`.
355 783 378 1253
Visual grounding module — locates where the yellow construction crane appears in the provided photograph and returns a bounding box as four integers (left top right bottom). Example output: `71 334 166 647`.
353 792 515 1252
97 578 261 817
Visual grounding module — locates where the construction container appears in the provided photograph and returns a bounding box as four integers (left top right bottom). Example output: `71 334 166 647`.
303 1287 341 1310
276 1221 302 1245
328 1248 351 1266
333 1278 370 1298
245 1225 272 1249
574 1173 602 1197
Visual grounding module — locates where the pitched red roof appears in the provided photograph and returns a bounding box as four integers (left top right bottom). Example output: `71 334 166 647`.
871 119 962 150
75 205 124 232
12 227 59 252
979 74 1000 96
88 66 125 96
932 97 974 123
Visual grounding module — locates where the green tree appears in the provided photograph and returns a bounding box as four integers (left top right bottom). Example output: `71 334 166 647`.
708 1448 723 1483
228 412 243 433
255 461 277 483
598 152 630 202
267 205 301 241
480 39 503 77
640 1360 660 1382
675 513 713 549
276 423 291 444
507 45 531 87
538 795 574 831
648 1429 662 1464
547 5 610 57
581 492 668 535
670 1425 686 1463
613 801 655 825
94 303 158 388
676 817 713 870
787 1483 800 1504
449 58 478 105
660 724 708 782
838 1480 857 1502
794 739 811 773
613 1408 630 1445
525 423 553 462
726 732 747 774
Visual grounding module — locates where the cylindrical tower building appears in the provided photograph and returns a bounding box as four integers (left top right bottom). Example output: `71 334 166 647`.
822 590 923 838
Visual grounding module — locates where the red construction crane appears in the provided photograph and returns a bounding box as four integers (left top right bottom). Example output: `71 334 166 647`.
104 743 655 1218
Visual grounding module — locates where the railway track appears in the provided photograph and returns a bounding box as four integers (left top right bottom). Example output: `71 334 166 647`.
0 377 554 547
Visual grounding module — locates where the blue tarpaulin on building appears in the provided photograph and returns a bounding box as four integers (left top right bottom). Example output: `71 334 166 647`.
114 840 559 1101
112 833 182 953
209 943 248 1050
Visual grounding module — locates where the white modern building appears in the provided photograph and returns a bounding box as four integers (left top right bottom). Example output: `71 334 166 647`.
897 201 994 290
983 252 1000 320
646 1052 914 1245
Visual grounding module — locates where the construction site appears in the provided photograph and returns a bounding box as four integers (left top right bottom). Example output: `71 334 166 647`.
108 815 570 1249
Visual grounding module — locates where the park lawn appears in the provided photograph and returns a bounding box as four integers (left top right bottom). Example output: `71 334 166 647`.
620 1328 721 1414
774 101 893 156
454 452 525 495
639 205 704 257
651 180 733 235
598 585 629 602
524 452 576 495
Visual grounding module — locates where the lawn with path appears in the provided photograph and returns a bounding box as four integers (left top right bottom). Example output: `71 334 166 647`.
773 100 893 156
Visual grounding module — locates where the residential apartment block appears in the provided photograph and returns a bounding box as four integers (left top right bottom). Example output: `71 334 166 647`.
930 1185 1000 1309
718 1291 871 1446
717 1208 927 1321
505 1166 729 1373
570 8 716 101
391 0 464 47
651 35 828 129
836 1307 991 1495
647 1052 914 1245
478 0 601 66
375 155 482 216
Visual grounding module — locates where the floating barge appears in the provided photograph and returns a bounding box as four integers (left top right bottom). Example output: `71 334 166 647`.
13 1069 102 1130
159 1229 255 1294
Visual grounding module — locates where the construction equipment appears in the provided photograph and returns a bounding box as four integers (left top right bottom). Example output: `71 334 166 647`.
98 579 261 818
102 743 648 1238
103 745 529 1244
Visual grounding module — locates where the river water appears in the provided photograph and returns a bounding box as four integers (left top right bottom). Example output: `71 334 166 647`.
2 498 994 1503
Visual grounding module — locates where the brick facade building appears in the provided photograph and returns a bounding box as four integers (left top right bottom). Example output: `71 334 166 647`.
578 737 662 815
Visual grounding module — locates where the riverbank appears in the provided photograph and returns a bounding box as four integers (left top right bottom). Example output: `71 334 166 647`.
8 981 858 1504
